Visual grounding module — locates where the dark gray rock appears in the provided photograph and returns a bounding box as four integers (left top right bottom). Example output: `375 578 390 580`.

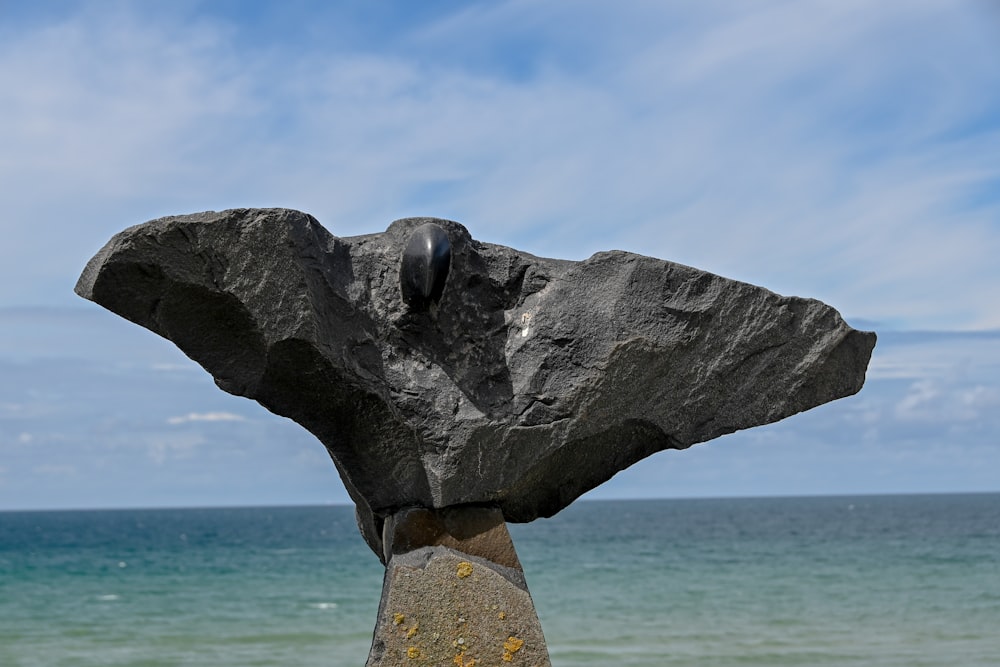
76 208 875 558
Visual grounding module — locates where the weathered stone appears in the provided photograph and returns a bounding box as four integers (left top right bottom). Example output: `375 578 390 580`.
75 208 876 561
383 506 521 570
367 546 549 667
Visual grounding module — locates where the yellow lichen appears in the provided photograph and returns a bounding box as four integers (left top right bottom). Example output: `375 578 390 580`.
497 611 506 620
453 654 477 667
393 613 405 625
406 623 419 639
503 636 524 652
407 646 420 659
456 561 474 578
502 636 525 661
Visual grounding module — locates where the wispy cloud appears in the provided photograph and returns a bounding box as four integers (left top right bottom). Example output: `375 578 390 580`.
166 412 246 425
896 378 1000 423
150 363 197 372
866 331 1000 381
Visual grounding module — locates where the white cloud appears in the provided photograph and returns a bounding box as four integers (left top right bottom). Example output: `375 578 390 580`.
166 412 246 425
895 378 1000 423
866 359 954 381
866 333 1000 382
895 380 941 421
151 363 197 372
958 385 1000 411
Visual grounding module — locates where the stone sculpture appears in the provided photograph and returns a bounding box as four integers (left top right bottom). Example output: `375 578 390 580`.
76 208 876 666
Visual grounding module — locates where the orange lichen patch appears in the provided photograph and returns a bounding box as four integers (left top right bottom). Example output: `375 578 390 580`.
406 623 419 639
497 611 506 620
503 636 524 652
453 654 477 667
406 646 421 659
502 636 525 662
393 613 405 625
456 561 474 578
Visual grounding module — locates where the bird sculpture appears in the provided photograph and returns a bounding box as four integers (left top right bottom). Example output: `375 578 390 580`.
77 208 875 666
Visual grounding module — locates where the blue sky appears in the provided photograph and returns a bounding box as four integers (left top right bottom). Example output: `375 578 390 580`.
1 1 999 510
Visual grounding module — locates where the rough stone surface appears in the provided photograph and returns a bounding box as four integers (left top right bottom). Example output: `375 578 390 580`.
367 546 549 667
75 208 876 558
383 506 521 570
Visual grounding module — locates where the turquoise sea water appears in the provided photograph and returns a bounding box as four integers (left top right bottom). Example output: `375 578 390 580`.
1 494 998 666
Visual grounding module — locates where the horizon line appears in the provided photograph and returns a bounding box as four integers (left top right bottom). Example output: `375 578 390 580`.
3 489 998 515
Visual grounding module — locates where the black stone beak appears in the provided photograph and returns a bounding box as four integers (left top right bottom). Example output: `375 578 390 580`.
399 223 451 311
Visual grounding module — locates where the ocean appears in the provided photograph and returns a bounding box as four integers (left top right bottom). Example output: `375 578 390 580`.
1 494 997 666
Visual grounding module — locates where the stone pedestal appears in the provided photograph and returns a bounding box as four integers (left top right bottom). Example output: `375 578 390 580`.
366 507 550 667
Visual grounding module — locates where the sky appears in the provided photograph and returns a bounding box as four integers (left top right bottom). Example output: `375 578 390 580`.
1 0 999 511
